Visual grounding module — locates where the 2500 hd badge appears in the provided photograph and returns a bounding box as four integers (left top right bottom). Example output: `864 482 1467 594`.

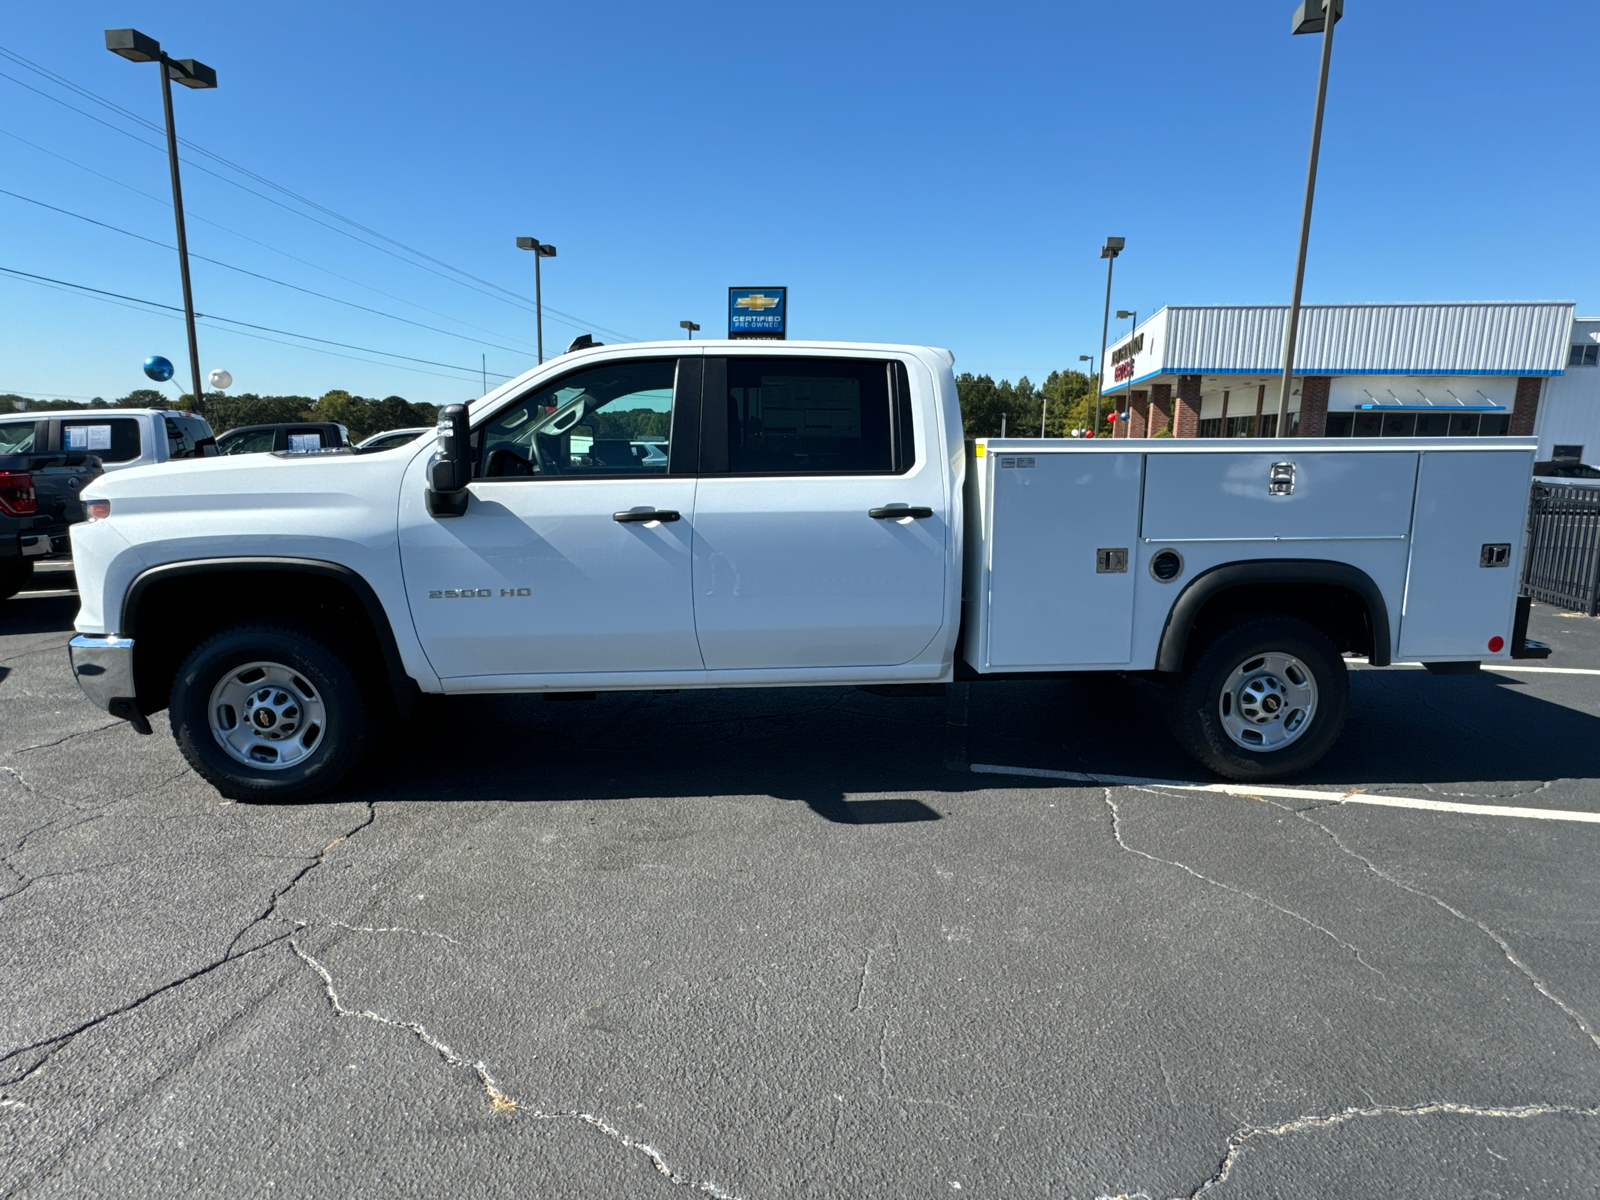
428 587 534 598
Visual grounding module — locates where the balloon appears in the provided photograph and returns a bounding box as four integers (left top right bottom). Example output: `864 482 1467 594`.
143 355 174 382
208 368 233 390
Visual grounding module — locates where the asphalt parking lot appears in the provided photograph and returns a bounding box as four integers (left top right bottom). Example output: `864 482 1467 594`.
3 562 1599 1198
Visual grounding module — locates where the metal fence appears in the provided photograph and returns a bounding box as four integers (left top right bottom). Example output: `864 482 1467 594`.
1522 481 1600 614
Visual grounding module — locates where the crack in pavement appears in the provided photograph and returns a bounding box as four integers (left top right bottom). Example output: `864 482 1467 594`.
1098 1100 1600 1200
1102 790 1389 980
0 799 379 1091
9 722 122 755
289 937 745 1198
222 802 376 959
0 931 290 1092
1263 800 1600 1055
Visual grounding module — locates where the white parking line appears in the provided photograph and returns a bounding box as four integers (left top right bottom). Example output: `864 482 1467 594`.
1483 665 1600 676
12 588 77 599
967 763 1600 825
1369 662 1600 677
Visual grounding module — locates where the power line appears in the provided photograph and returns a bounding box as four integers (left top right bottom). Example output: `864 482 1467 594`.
0 46 642 343
0 186 543 357
0 266 517 382
0 124 547 354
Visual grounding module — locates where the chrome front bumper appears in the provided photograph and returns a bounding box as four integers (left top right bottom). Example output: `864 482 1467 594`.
67 634 151 734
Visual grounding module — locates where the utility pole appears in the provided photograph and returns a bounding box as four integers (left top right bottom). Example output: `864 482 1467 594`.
1276 0 1343 434
106 29 216 413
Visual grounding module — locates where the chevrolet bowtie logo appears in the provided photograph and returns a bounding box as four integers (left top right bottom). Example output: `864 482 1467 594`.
734 293 781 311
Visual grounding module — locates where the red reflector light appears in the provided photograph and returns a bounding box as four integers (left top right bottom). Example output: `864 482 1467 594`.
0 470 36 517
1488 636 1505 653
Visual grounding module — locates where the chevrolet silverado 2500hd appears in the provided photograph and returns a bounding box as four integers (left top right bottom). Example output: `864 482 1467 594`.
65 341 1546 800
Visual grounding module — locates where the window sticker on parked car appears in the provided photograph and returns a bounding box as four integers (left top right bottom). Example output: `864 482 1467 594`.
287 433 323 453
65 424 113 451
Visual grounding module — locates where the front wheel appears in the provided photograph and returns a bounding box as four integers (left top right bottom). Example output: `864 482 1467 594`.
1164 615 1349 781
170 624 368 802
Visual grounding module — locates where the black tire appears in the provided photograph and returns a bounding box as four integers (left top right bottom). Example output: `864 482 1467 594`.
0 559 34 601
169 624 368 803
1164 615 1349 781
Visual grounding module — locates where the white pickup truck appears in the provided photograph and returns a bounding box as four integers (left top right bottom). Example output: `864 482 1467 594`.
66 340 1547 801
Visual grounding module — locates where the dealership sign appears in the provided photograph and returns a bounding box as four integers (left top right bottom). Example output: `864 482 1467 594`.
1110 332 1143 383
729 287 787 339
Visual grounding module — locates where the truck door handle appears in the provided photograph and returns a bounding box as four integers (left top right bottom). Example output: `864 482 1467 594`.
869 507 934 519
613 509 680 523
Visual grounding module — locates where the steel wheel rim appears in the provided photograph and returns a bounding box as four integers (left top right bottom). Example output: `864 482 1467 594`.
1217 651 1318 752
207 661 327 771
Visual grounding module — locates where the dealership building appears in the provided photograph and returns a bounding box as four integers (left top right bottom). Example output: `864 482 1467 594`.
1099 302 1600 463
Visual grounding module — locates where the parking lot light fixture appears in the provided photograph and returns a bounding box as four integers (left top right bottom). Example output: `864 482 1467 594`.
1095 237 1125 435
1276 0 1343 433
105 28 216 413
680 320 700 340
516 237 557 363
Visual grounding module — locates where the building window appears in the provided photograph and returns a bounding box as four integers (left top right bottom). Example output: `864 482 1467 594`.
1569 344 1598 367
1225 415 1256 437
1324 412 1353 437
1197 417 1223 438
1553 444 1584 462
1479 413 1510 436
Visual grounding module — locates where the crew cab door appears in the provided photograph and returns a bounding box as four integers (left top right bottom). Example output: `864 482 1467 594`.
690 354 947 670
399 355 704 681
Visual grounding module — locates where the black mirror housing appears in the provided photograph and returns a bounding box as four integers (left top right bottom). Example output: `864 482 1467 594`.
427 404 472 517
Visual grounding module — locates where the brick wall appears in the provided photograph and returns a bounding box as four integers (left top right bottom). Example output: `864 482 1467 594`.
1148 383 1172 436
1510 377 1542 436
1297 376 1331 437
1175 376 1201 438
1128 390 1149 438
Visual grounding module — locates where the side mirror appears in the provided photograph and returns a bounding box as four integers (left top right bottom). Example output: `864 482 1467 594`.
427 404 471 517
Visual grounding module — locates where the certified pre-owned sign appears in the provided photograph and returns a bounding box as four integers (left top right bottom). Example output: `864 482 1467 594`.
729 287 786 340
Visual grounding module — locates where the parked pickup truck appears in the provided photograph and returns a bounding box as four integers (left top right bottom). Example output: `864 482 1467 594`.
216 422 350 456
0 408 216 473
66 341 1547 801
0 451 104 600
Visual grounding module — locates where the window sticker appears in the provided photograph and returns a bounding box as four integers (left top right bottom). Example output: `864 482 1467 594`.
65 424 113 450
287 432 323 452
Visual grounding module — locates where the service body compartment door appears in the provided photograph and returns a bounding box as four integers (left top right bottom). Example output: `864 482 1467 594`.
1398 449 1532 660
985 450 1143 668
1142 451 1417 542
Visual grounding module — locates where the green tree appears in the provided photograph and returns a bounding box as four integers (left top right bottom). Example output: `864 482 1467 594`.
958 367 1100 437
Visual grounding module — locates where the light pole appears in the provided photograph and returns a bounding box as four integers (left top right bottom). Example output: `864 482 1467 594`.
515 237 557 363
105 29 216 413
1115 309 1137 436
1095 237 1124 438
1078 355 1097 436
679 320 700 340
1275 0 1343 434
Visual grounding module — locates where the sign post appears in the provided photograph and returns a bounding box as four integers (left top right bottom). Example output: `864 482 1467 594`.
728 287 787 340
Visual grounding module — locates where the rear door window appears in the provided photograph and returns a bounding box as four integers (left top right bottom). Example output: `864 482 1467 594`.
0 420 40 453
62 417 141 463
717 358 913 475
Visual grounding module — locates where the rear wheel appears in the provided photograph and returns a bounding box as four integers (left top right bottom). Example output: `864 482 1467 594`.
1164 615 1348 781
170 624 368 802
0 559 33 601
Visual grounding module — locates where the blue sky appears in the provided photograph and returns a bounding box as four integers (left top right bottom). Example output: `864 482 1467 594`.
0 1 1592 406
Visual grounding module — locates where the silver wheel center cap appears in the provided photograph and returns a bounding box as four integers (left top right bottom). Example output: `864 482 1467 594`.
1217 652 1319 753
